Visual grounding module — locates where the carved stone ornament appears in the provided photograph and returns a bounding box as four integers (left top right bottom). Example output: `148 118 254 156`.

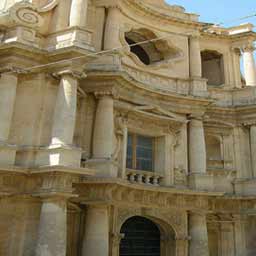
0 2 44 28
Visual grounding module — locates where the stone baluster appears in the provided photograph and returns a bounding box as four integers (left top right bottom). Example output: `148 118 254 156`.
243 44 256 86
189 212 209 256
104 6 121 50
145 175 151 184
189 34 202 78
93 90 116 159
51 71 79 146
82 206 109 256
0 72 18 165
220 222 235 256
137 174 143 184
69 0 88 28
189 117 206 174
35 197 68 256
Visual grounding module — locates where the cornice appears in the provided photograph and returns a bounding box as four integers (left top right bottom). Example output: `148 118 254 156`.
84 71 213 111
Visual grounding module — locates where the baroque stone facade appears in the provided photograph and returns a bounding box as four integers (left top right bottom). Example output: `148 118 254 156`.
0 0 256 256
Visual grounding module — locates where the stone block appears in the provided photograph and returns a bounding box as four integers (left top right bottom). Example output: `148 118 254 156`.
189 173 214 191
35 145 82 168
0 143 16 166
83 159 118 178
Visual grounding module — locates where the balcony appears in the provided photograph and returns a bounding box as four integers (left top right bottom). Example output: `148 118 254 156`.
126 169 163 186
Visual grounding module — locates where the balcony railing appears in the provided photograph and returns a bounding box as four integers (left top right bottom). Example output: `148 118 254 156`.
126 169 163 186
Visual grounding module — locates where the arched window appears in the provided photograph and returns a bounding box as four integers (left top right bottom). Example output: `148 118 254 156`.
120 216 161 256
124 28 181 67
201 50 225 86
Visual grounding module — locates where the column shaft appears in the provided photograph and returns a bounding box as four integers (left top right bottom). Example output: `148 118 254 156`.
189 36 202 78
82 206 109 256
250 125 256 177
35 198 67 256
104 7 121 50
0 74 17 141
189 213 209 256
243 47 256 86
93 95 114 159
51 74 77 145
69 0 88 27
189 119 206 174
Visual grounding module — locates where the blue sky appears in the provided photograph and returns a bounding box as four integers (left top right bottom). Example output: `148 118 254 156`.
166 1 256 27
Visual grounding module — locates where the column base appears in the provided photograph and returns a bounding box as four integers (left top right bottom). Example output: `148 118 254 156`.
83 159 118 178
189 173 213 191
35 144 82 168
0 142 17 166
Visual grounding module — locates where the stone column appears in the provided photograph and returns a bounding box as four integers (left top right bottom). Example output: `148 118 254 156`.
250 125 256 177
104 6 121 50
36 70 83 167
0 73 17 165
35 197 68 256
243 44 256 86
51 72 78 146
220 222 235 256
0 73 17 142
189 117 206 174
189 212 209 256
93 91 115 159
189 35 202 78
82 206 109 256
69 0 88 27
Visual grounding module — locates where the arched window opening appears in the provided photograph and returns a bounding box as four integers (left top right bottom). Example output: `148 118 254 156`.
124 28 181 67
120 216 161 256
206 135 222 161
125 37 151 65
201 50 225 86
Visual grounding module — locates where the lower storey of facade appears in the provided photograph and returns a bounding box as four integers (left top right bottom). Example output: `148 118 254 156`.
1 175 256 256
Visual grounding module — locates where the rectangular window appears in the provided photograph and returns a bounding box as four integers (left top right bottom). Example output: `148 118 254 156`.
126 133 154 172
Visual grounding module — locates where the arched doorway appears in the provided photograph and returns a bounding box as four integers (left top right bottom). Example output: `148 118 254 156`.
120 216 161 256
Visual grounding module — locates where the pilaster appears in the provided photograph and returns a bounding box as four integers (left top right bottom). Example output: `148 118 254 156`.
0 72 18 166
189 34 202 78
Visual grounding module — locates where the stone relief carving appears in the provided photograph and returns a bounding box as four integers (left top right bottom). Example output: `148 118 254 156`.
0 1 44 28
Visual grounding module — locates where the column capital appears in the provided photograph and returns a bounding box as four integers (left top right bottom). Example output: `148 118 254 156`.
231 47 242 56
94 88 119 99
242 43 255 53
111 232 125 246
52 69 86 80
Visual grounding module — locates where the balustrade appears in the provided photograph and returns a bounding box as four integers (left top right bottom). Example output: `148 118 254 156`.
126 169 163 186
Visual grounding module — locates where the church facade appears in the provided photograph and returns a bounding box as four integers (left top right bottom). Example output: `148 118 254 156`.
1 0 256 255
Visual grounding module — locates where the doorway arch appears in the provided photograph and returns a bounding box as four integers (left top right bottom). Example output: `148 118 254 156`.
119 216 161 256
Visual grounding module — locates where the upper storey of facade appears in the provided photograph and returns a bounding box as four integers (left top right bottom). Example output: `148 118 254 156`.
0 0 256 107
